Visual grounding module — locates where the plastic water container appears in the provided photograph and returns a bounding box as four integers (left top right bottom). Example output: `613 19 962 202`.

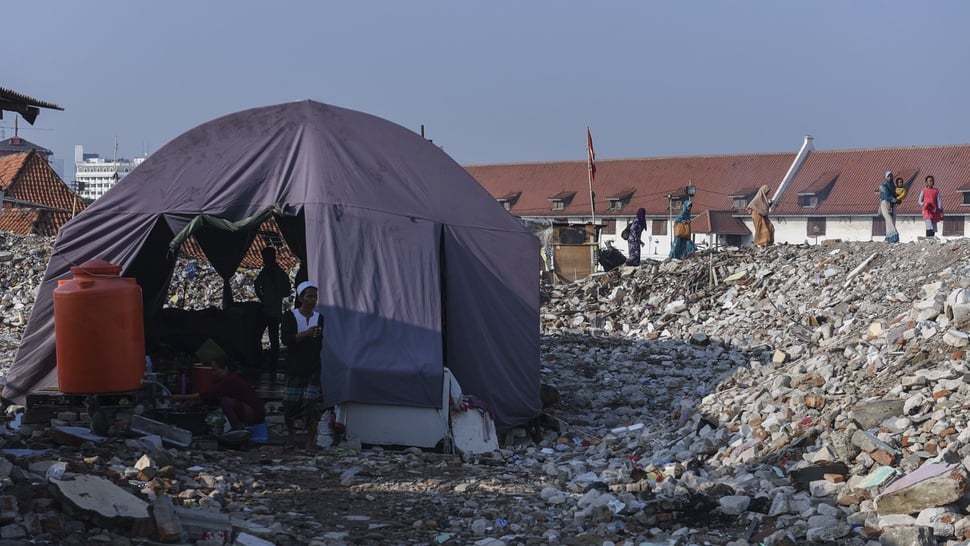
249 422 269 443
53 259 145 393
192 365 215 394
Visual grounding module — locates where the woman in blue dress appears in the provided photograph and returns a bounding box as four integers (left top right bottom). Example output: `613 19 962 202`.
669 200 697 260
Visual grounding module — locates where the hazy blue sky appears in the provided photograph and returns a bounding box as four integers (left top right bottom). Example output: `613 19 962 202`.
4 1 969 177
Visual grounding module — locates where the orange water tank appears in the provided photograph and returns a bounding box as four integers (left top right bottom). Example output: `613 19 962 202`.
54 259 146 394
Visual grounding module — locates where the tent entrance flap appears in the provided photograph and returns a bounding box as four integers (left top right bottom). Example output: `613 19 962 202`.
168 206 287 279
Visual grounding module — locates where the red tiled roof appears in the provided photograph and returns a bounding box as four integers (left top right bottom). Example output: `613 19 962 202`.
0 207 75 236
772 145 970 216
466 144 970 220
0 151 85 212
799 170 839 194
465 153 796 218
730 186 760 198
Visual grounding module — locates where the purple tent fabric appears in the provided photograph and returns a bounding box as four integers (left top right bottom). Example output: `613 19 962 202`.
5 100 541 431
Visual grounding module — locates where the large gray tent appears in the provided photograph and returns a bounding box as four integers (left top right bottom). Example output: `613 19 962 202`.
5 100 541 431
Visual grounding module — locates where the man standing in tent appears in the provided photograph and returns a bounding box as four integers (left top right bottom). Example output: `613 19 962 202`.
254 246 291 369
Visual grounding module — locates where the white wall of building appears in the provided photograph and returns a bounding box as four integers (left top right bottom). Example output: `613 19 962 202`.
73 144 146 200
767 215 959 245
597 213 962 268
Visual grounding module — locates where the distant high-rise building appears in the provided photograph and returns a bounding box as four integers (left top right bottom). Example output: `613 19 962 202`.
73 144 146 200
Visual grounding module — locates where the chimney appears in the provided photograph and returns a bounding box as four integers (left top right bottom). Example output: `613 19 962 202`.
770 135 814 213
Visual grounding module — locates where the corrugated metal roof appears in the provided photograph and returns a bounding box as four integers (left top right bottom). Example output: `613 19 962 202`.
0 86 63 125
0 87 63 111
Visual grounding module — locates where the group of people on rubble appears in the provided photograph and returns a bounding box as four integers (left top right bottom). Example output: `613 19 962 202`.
619 202 699 266
615 170 945 267
880 171 944 243
170 246 328 452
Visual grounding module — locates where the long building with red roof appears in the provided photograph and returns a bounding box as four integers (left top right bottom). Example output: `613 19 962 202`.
465 136 970 261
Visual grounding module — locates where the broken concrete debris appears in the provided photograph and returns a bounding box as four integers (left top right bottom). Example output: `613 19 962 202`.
5 234 970 543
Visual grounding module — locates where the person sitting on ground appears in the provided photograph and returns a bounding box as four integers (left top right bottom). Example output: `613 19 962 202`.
170 357 267 433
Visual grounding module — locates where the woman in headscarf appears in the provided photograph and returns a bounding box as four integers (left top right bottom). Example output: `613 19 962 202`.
624 207 647 266
281 280 324 450
747 185 774 247
918 175 944 237
669 200 697 260
879 170 900 243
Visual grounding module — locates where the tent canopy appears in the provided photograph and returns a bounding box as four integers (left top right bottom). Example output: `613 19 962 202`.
5 100 541 431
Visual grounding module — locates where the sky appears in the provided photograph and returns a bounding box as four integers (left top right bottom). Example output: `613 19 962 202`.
4 1 969 179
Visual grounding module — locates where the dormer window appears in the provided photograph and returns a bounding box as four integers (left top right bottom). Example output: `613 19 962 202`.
798 171 838 210
729 187 758 211
958 186 970 206
605 188 636 212
496 191 521 211
798 194 818 208
547 191 575 212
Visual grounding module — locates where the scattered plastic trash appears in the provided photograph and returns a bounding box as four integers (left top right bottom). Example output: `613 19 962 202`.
607 498 626 514
46 461 67 480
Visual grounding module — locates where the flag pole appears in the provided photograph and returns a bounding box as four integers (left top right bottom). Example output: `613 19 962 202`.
586 127 596 227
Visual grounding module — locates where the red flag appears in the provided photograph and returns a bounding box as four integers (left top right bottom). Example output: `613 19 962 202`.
586 127 596 182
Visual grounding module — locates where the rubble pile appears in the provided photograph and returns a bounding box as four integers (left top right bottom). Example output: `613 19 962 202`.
537 240 970 545
3 231 970 544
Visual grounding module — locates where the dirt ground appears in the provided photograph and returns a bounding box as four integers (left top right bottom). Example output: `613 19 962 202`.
228 443 554 545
